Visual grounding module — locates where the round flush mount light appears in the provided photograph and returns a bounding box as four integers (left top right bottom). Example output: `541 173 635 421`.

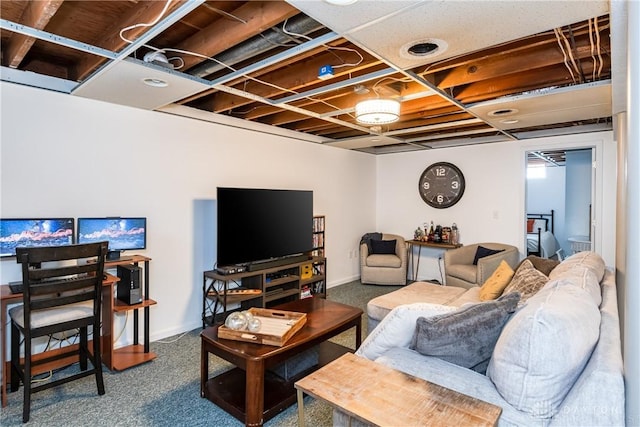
400 38 448 60
355 99 401 125
142 77 168 88
488 108 519 117
500 119 520 124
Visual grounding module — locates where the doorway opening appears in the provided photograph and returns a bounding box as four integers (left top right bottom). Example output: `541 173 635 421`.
525 148 594 259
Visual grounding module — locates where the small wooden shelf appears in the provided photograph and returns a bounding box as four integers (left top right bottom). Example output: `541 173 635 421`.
301 274 325 287
113 298 157 313
266 275 299 288
265 288 300 303
112 344 157 371
105 255 156 371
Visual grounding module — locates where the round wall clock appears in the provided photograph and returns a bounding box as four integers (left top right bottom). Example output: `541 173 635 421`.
418 162 466 208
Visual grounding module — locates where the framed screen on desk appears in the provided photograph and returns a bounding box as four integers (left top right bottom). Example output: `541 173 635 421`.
77 217 146 259
0 218 75 258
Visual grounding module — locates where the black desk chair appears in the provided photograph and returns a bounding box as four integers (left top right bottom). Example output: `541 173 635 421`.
9 242 108 423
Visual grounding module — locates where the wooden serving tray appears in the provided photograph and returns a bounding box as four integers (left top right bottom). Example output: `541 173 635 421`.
218 308 307 346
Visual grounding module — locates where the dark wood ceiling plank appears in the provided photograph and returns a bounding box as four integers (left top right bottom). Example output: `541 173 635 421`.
75 0 186 81
433 31 610 89
199 50 382 114
178 1 299 71
454 59 611 104
4 0 64 68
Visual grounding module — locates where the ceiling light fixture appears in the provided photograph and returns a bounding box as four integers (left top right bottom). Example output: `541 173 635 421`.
488 108 519 117
142 78 169 88
400 38 448 60
355 99 401 125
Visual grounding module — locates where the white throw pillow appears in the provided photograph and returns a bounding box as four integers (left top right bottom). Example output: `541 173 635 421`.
356 303 456 361
487 280 600 419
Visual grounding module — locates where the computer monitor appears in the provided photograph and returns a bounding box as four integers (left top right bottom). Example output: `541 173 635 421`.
0 218 75 258
77 217 146 260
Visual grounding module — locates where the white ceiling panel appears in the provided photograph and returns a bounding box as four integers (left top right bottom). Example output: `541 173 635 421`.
72 59 211 110
468 80 612 130
288 0 609 70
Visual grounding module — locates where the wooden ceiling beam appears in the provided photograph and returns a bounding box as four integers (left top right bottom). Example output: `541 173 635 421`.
3 0 64 68
204 53 382 114
178 1 299 71
432 32 610 89
454 59 611 104
75 0 186 81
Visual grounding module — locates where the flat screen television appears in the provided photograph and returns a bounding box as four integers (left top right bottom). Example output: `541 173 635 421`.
217 187 313 268
77 217 146 260
0 218 75 258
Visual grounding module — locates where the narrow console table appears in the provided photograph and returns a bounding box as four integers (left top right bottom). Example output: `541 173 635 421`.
407 239 462 282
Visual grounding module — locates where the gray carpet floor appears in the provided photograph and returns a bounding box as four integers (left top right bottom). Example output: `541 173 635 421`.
1 280 402 426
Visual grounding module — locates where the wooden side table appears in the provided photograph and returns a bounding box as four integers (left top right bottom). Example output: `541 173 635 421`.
295 353 501 427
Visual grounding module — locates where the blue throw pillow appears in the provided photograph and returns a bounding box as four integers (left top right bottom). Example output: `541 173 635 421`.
370 239 397 254
410 292 520 373
473 246 505 265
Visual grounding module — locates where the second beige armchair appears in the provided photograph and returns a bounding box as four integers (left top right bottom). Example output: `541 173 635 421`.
444 242 520 289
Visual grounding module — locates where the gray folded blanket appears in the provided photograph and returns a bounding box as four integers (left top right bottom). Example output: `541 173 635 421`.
360 232 382 253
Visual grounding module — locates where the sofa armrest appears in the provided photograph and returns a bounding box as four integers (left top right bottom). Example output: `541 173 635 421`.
356 302 456 361
477 247 520 284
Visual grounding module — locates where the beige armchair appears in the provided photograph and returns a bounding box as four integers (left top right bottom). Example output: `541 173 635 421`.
444 242 520 289
360 233 407 286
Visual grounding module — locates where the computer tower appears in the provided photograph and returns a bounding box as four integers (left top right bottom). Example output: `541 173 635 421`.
116 264 142 305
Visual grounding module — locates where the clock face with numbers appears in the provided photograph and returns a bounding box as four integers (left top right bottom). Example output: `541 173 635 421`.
418 162 466 209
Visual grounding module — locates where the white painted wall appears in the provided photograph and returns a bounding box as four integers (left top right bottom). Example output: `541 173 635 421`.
0 82 376 345
376 133 616 281
565 149 594 241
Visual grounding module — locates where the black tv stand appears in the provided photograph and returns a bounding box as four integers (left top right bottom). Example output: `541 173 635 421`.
247 254 310 272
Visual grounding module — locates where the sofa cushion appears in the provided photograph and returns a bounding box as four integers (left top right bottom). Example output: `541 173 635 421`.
546 268 602 307
487 280 600 419
473 246 504 265
370 239 397 255
517 255 560 276
479 260 515 301
410 292 520 373
366 253 402 268
367 282 466 325
503 259 548 306
549 251 606 283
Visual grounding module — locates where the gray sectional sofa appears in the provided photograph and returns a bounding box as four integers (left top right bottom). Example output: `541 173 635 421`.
335 252 625 426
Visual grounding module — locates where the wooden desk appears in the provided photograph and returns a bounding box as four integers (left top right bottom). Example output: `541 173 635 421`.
1 274 117 407
295 353 502 427
407 239 462 282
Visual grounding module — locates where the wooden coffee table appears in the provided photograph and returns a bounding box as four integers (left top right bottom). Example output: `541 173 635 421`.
200 298 362 427
295 353 502 427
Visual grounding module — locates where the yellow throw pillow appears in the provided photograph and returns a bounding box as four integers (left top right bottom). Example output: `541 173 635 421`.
480 260 515 301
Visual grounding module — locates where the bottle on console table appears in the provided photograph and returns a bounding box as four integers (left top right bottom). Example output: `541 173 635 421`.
427 221 435 242
434 225 442 243
451 223 459 245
